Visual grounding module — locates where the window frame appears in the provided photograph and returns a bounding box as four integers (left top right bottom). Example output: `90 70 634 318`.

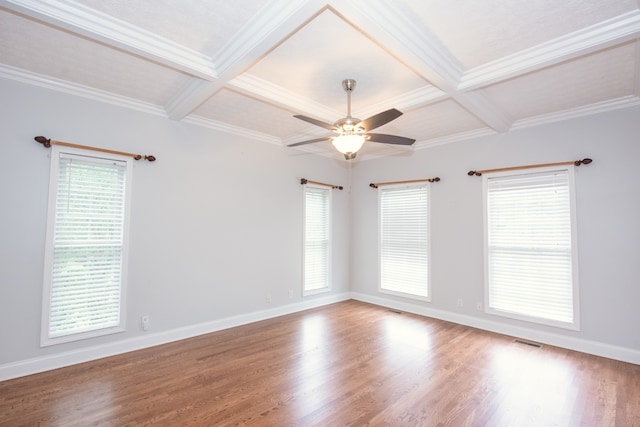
378 182 431 302
482 165 580 330
302 183 332 296
41 146 133 346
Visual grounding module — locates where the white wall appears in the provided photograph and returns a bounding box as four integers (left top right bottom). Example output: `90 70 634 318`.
0 78 350 377
2 76 639 379
349 106 640 361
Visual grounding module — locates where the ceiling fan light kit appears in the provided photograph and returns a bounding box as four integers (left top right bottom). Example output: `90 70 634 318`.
332 133 366 156
289 79 416 160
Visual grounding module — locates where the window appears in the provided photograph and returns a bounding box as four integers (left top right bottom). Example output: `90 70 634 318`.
303 184 331 294
42 147 132 345
484 166 579 329
379 184 430 300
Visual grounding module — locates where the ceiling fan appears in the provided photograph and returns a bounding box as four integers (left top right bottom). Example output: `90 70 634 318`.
287 79 416 160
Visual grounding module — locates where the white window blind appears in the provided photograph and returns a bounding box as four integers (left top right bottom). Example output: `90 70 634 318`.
42 148 131 345
485 167 579 329
303 185 331 293
379 184 430 299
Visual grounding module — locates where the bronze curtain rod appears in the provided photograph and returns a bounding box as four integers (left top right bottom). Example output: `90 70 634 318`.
467 158 592 176
369 177 440 189
300 178 343 190
35 136 156 161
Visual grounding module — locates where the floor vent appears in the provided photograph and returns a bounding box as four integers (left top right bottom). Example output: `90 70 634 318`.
388 309 403 314
513 339 543 348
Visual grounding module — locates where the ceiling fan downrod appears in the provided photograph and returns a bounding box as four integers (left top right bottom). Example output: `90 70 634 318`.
337 79 362 132
342 78 356 118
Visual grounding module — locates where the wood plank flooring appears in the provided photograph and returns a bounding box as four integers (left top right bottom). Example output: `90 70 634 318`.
1 300 639 426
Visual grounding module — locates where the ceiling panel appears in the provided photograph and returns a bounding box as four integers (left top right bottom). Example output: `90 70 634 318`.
479 43 637 121
1 0 638 162
193 88 313 139
403 0 639 69
245 8 428 111
73 0 269 54
0 10 191 105
378 100 489 142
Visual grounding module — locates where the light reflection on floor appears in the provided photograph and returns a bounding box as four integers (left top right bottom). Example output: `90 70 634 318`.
293 314 334 418
486 343 578 425
292 311 437 420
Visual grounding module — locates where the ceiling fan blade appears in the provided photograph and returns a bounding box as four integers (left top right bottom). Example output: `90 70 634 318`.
367 133 416 145
293 115 337 131
287 136 333 147
360 108 403 131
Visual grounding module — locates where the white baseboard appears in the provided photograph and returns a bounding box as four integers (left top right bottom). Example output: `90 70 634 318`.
350 292 640 365
0 292 350 381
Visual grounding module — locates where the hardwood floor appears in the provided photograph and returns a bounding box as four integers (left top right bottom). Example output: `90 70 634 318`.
1 300 639 426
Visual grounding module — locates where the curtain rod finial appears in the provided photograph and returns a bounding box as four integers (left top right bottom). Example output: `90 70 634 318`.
145 155 156 162
35 136 51 148
369 183 378 188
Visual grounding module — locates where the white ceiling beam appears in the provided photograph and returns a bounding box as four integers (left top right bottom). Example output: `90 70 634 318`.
337 0 513 133
459 10 640 91
165 0 326 120
339 0 463 89
229 74 342 122
0 0 218 80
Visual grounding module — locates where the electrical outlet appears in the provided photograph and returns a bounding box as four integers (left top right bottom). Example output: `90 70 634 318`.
288 289 293 299
476 302 482 311
141 315 150 331
266 293 272 303
457 299 463 307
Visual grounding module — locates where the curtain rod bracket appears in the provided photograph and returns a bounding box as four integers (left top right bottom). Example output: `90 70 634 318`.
34 136 156 162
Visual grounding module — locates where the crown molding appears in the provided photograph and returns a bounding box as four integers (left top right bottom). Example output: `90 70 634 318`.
0 0 218 80
229 73 342 122
212 0 322 75
0 64 166 116
511 95 640 130
182 115 282 146
342 0 464 90
414 128 497 150
165 78 223 120
459 10 640 91
163 0 326 120
356 85 449 118
452 90 513 133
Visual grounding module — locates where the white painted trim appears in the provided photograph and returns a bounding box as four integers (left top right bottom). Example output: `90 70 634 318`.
0 64 167 117
1 0 218 80
212 0 321 75
229 74 342 122
165 78 222 120
413 128 497 150
511 95 640 130
182 115 283 145
355 86 449 118
350 292 640 366
345 0 463 87
459 10 640 91
0 293 351 381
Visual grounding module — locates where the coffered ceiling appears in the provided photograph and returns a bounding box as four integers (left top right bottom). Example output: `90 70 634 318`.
1 0 639 161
